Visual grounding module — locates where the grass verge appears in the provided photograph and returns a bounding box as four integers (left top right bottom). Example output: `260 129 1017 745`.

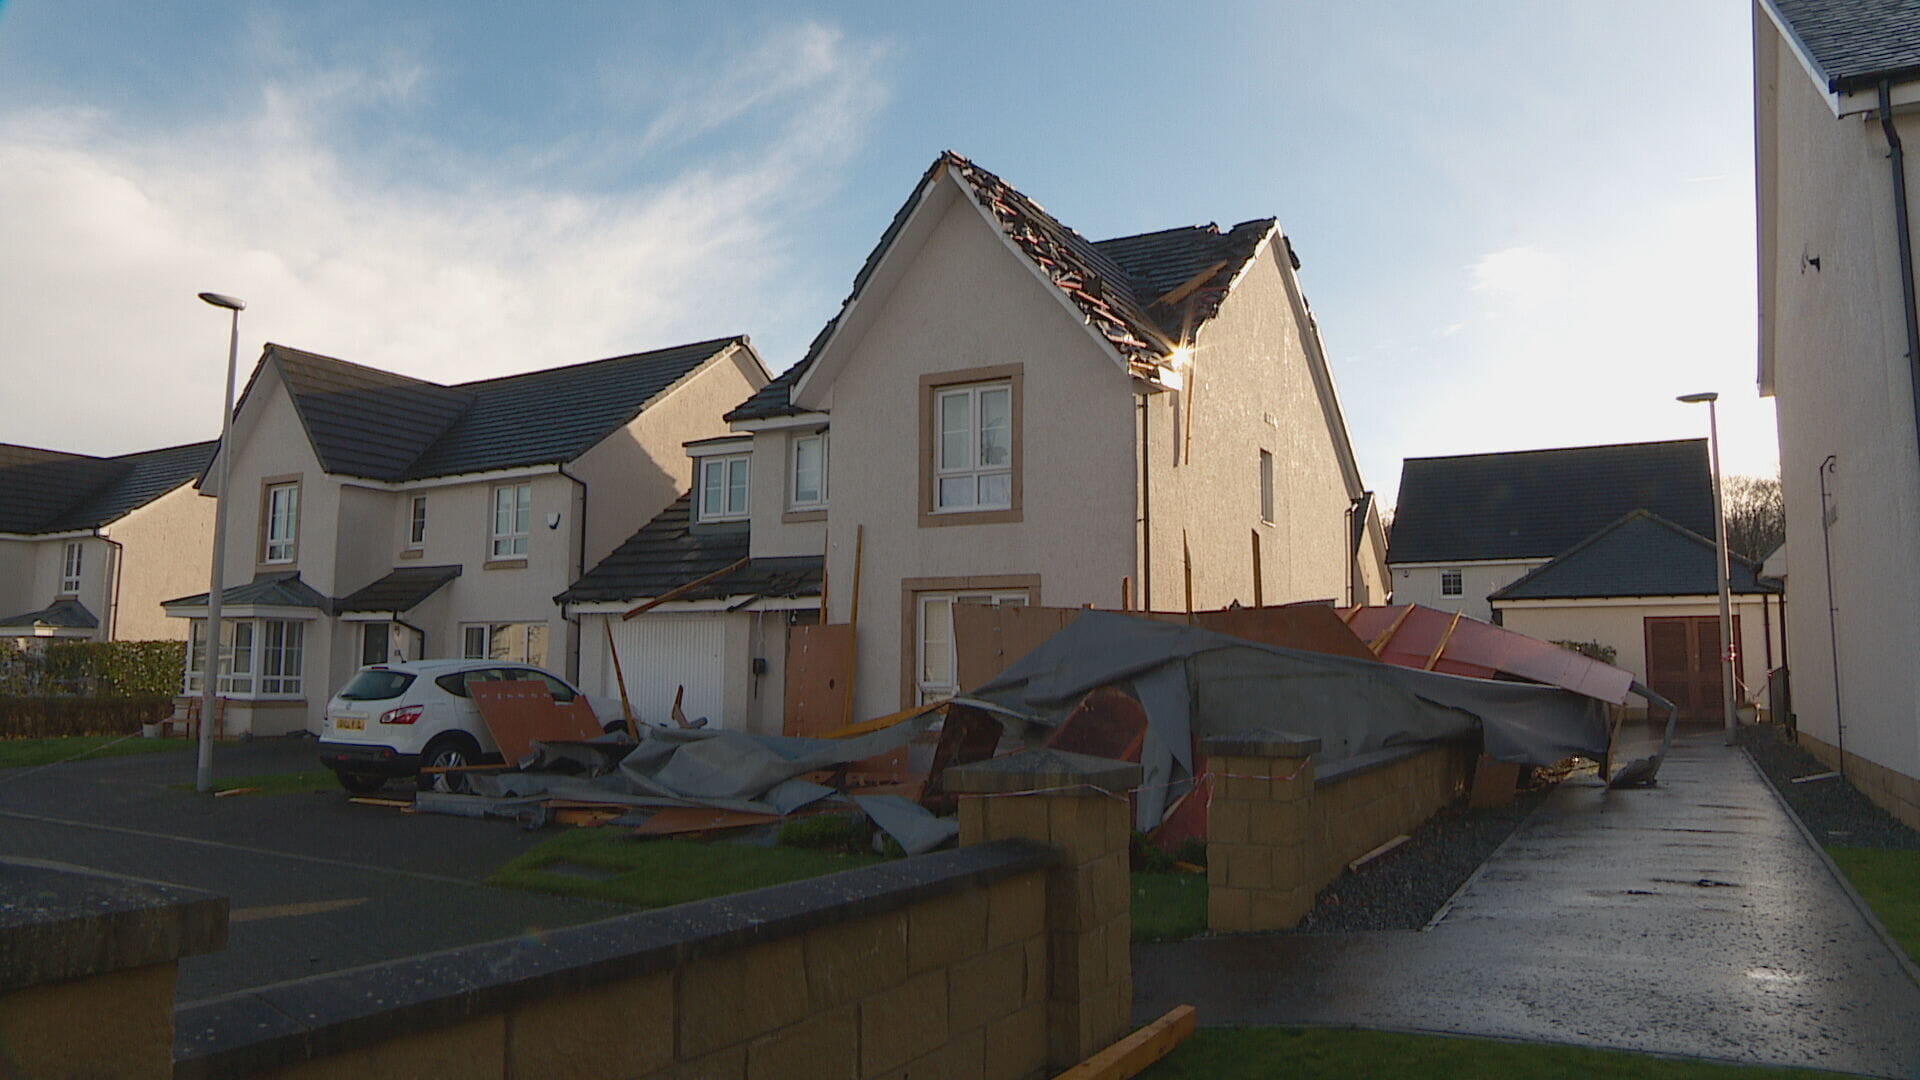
0 734 190 768
1133 870 1208 942
1140 1027 1853 1079
1827 846 1920 964
490 829 884 908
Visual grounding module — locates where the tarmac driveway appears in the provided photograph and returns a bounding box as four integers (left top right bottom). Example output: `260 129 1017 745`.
0 735 616 1003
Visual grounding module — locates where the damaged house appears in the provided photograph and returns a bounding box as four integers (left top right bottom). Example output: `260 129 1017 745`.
562 151 1389 732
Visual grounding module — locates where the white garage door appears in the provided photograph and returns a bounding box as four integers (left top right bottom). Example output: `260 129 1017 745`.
608 614 728 728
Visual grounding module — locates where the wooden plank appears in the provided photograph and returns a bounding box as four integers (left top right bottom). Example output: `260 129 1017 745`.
1367 604 1414 654
1045 687 1149 764
1469 755 1521 808
631 807 781 836
602 616 638 737
1425 611 1463 671
467 680 604 765
349 796 412 808
1052 1004 1197 1080
818 700 942 740
784 624 857 737
1120 576 1131 613
1251 529 1263 609
621 557 750 620
1194 604 1378 661
1348 834 1411 873
952 604 1079 692
841 522 864 728
1182 531 1194 623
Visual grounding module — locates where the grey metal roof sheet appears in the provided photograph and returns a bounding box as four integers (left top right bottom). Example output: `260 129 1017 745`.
335 565 462 613
1388 439 1714 564
0 440 216 534
246 338 744 482
1770 0 1920 91
1490 511 1780 601
162 571 331 612
0 598 99 630
557 494 822 605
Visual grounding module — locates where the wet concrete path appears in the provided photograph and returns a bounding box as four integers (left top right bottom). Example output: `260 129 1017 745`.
1133 732 1920 1077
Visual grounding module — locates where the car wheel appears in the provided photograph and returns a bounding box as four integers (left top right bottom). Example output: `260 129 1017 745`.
335 771 387 794
417 734 482 794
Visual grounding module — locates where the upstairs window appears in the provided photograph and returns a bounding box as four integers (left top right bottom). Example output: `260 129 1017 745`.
791 433 827 510
700 454 750 521
491 483 530 558
934 382 1012 512
263 483 299 563
408 495 428 548
60 542 82 594
1441 569 1463 597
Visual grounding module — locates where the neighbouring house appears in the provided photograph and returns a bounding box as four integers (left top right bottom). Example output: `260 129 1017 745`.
563 151 1388 731
1755 0 1920 826
162 337 767 736
0 440 217 647
1489 510 1783 721
1388 439 1716 622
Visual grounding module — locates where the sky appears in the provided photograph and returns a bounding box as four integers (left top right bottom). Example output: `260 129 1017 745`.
0 1 1774 505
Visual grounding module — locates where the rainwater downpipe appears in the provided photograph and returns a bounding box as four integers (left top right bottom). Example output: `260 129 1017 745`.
96 528 123 641
1818 455 1846 778
1138 394 1152 611
394 617 427 661
558 463 589 683
1878 80 1920 463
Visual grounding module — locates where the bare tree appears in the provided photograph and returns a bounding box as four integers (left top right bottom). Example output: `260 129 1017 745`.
1722 474 1784 561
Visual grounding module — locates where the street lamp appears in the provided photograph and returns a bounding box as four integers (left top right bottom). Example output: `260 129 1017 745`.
1679 391 1738 745
197 291 245 793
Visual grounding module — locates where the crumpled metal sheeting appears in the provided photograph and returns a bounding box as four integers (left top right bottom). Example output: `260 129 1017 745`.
854 794 960 856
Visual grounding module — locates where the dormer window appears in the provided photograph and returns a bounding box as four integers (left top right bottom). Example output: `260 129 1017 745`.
700 454 750 522
60 542 82 594
263 481 299 564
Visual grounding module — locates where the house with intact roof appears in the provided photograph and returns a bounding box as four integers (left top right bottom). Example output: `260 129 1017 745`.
0 440 217 645
1755 0 1920 826
162 337 767 736
562 151 1388 732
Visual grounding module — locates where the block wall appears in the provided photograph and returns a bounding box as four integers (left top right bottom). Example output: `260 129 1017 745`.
1796 730 1920 831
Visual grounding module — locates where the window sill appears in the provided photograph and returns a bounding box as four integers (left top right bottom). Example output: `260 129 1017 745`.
919 506 1022 528
255 561 297 574
483 559 529 571
398 548 424 561
781 508 828 524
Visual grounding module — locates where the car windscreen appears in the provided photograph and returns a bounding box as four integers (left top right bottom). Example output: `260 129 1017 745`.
337 670 416 701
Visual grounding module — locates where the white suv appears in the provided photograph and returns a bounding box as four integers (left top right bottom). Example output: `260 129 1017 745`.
317 659 600 794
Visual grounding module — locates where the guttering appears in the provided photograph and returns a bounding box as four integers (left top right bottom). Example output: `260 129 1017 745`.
1878 80 1920 467
95 528 124 640
1818 455 1846 778
1138 395 1153 610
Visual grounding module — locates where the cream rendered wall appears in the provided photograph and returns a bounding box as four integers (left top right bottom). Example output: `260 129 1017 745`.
571 345 766 569
1143 241 1360 612
401 471 578 662
1495 596 1778 707
821 192 1139 717
219 368 339 592
746 429 829 560
1354 518 1389 605
0 541 30 618
1761 18 1920 780
1391 560 1549 622
107 483 213 640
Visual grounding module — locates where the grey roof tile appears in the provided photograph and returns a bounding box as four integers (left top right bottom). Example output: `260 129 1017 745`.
0 440 216 534
1490 511 1779 600
0 598 98 630
1770 0 1920 91
163 571 331 612
335 565 462 613
557 494 821 605
1389 439 1714 564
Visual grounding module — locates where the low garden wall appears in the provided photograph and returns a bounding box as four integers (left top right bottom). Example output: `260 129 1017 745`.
1795 730 1920 831
1207 731 1476 932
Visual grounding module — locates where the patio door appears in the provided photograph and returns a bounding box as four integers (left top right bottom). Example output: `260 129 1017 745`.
1644 615 1742 722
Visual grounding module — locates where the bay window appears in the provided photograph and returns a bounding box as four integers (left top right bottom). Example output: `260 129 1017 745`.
185 617 305 697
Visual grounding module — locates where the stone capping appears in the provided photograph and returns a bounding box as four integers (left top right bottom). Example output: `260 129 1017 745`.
943 749 1143 795
1314 741 1466 789
172 839 1058 1080
1201 729 1322 759
0 858 228 992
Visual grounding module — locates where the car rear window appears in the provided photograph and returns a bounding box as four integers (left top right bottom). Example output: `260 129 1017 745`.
338 670 416 701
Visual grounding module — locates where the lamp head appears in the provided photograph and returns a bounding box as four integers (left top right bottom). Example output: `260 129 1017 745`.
198 292 246 312
1676 391 1718 404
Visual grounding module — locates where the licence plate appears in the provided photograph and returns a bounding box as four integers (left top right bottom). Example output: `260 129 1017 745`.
336 716 365 731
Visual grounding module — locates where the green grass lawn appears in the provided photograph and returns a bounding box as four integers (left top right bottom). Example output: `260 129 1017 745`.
490 829 884 908
0 734 191 768
1133 870 1208 942
1140 1027 1853 1079
1827 846 1920 965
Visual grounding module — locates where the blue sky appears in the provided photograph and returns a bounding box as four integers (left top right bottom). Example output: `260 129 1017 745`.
0 1 1771 503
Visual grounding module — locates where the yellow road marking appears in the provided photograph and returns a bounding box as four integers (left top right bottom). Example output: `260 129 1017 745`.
229 898 368 923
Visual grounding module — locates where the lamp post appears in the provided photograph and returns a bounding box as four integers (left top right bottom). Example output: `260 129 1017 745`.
196 291 245 793
1679 391 1738 745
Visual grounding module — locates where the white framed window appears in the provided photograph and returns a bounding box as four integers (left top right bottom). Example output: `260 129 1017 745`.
934 382 1013 512
60 542 82 594
462 622 549 668
491 483 531 558
259 620 304 695
264 483 299 563
791 433 827 510
1441 569 1463 597
700 454 750 521
361 622 391 667
185 618 303 696
408 495 428 548
1259 450 1275 524
916 590 1027 703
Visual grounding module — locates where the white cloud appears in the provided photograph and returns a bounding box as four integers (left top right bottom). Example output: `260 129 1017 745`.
0 22 889 456
1467 245 1570 307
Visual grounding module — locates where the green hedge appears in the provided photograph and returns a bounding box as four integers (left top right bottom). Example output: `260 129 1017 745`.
0 696 175 737
0 640 184 698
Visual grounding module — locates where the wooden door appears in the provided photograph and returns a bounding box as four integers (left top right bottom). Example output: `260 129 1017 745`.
1644 615 1742 721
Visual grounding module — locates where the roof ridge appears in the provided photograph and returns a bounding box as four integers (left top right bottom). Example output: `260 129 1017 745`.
265 342 450 390
1405 437 1708 464
447 335 746 390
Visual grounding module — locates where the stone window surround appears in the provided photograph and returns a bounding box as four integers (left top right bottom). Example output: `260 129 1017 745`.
918 363 1024 528
897 572 1041 709
255 474 302 571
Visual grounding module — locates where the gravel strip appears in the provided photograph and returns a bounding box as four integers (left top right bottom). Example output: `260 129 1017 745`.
1743 724 1920 850
1293 783 1553 932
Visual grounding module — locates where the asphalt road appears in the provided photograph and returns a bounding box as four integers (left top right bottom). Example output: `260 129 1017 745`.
0 735 616 1003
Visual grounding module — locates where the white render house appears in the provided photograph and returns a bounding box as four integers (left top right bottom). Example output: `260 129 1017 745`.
164 337 767 735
